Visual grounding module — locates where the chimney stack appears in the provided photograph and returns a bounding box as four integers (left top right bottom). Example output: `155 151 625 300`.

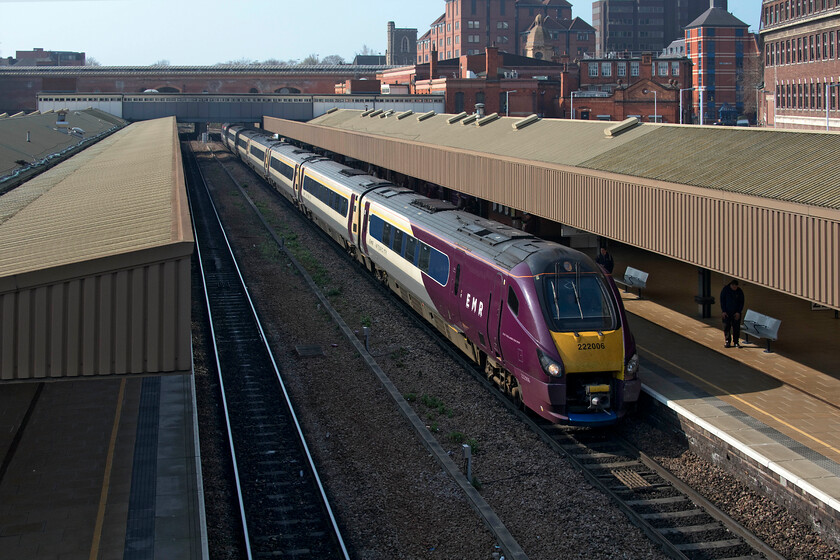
429 48 438 81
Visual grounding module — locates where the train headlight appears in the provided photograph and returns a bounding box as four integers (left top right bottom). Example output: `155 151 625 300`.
625 353 640 380
537 348 564 378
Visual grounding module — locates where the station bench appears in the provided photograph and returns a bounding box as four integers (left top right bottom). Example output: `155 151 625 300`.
615 266 649 299
741 309 782 353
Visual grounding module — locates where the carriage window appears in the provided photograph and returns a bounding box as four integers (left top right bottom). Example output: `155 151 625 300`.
403 236 418 262
392 228 404 253
382 222 393 247
418 243 431 271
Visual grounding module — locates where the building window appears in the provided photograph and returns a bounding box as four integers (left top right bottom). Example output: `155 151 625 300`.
671 62 679 76
601 62 612 76
630 61 640 76
401 37 410 53
617 62 626 77
589 62 598 77
658 61 668 76
497 35 509 43
455 91 465 112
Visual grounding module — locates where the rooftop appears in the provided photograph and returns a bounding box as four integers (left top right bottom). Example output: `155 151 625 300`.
308 109 840 210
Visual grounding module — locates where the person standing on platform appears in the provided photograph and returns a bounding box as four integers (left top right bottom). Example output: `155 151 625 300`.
596 247 614 274
720 279 745 348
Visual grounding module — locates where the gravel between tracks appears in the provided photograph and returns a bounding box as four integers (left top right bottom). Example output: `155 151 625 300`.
192 140 838 560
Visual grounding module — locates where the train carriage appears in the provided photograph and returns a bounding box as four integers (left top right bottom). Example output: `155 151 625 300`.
265 143 316 203
220 125 641 426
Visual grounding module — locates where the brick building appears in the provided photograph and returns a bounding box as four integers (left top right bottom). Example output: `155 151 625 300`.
386 22 418 66
592 0 719 56
569 52 692 122
13 48 85 66
685 2 761 125
381 47 571 117
760 0 840 130
522 13 596 60
416 0 583 63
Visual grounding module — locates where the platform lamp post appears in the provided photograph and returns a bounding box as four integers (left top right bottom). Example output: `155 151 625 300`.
826 83 840 131
679 87 694 125
570 90 580 119
504 90 517 117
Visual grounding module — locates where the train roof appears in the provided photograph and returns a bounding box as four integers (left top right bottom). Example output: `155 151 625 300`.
366 188 575 272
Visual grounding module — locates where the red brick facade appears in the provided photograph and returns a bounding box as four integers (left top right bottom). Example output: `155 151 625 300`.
0 67 381 114
685 8 761 125
570 53 692 122
760 1 840 130
417 0 576 62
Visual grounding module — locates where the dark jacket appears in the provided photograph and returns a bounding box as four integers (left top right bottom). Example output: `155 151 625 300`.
720 285 745 315
596 251 614 274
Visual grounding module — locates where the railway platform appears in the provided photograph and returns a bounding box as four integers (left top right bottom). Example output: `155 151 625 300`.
0 374 206 560
625 293 840 546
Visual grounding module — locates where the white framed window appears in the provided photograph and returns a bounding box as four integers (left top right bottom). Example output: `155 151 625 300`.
630 61 640 76
497 21 509 29
658 61 668 76
617 62 626 77
671 62 680 76
601 62 612 76
589 63 598 77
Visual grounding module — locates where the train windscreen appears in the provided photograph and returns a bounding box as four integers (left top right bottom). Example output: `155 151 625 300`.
537 262 617 332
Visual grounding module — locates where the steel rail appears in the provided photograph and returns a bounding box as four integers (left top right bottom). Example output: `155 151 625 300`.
187 142 350 560
205 143 528 560
210 138 784 560
184 143 253 559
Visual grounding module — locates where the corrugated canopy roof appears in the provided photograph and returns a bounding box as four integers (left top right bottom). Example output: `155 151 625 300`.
0 117 192 285
0 109 125 178
308 109 840 210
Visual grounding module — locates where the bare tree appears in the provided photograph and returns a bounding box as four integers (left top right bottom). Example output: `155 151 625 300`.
152 59 171 66
357 44 376 56
321 54 345 65
300 53 320 65
85 56 101 66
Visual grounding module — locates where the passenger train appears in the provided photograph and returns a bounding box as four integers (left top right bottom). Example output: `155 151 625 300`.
221 122 641 425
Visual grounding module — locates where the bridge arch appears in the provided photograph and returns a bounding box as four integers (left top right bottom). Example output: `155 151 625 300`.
274 87 301 94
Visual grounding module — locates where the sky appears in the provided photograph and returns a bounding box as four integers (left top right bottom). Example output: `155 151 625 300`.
0 0 763 66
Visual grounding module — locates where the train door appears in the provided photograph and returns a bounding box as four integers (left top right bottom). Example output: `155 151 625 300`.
488 273 506 361
293 164 305 202
360 201 371 254
347 193 356 241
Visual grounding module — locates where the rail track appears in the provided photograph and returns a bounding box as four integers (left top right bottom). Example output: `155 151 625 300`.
183 142 349 560
201 140 788 560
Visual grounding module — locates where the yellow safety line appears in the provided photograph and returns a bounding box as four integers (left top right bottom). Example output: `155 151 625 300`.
639 345 840 458
89 378 127 560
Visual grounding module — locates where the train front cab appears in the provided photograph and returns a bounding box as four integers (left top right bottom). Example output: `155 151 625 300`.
517 258 641 426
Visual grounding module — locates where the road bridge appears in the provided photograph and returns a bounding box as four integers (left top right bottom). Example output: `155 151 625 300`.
37 92 445 124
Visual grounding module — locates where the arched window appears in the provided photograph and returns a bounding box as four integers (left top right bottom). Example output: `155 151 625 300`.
249 87 259 94
157 86 180 93
275 87 302 94
401 36 410 53
535 51 543 60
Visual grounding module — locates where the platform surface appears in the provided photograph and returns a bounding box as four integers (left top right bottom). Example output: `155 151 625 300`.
625 292 840 514
0 375 205 560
